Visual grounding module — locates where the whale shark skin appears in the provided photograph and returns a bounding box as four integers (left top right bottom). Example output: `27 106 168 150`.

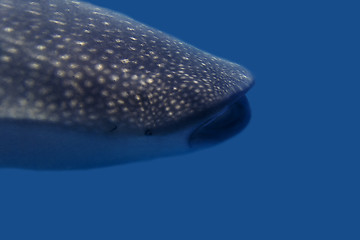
0 0 254 169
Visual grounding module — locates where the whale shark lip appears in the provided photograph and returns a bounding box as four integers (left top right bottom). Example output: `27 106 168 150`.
188 95 251 149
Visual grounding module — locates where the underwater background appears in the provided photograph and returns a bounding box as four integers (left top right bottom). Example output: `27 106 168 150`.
0 0 359 239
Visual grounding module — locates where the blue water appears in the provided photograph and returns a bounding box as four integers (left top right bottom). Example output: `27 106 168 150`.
1 0 359 239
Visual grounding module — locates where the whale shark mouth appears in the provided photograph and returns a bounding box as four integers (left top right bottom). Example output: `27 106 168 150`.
188 96 251 149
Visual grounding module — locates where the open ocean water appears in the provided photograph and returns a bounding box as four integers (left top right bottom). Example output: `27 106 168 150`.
0 0 359 239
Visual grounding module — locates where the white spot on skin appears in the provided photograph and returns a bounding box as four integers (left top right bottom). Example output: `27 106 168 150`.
34 100 44 108
107 101 115 107
18 98 28 106
6 48 18 54
49 19 66 25
52 61 62 67
80 54 90 61
35 55 48 61
0 3 13 8
131 75 138 81
110 75 119 81
64 90 74 98
101 90 109 97
56 70 66 77
60 54 70 60
95 64 104 71
88 48 97 53
25 79 35 87
69 63 79 69
74 72 83 79
75 41 87 46
106 49 114 54
70 100 78 108
29 63 41 69
98 76 106 84
52 34 62 39
26 10 41 15
29 1 40 6
84 80 93 87
4 27 14 32
48 104 57 111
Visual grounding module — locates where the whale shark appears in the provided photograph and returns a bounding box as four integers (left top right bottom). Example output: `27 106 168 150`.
0 0 254 169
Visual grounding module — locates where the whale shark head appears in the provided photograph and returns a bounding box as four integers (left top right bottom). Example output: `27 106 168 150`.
0 0 254 169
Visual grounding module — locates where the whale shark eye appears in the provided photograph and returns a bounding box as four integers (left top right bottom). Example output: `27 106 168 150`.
109 125 118 132
144 129 153 136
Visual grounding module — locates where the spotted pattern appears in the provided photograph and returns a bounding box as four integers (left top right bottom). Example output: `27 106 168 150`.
0 0 253 131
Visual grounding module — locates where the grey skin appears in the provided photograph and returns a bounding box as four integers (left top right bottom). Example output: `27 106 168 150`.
0 0 254 170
